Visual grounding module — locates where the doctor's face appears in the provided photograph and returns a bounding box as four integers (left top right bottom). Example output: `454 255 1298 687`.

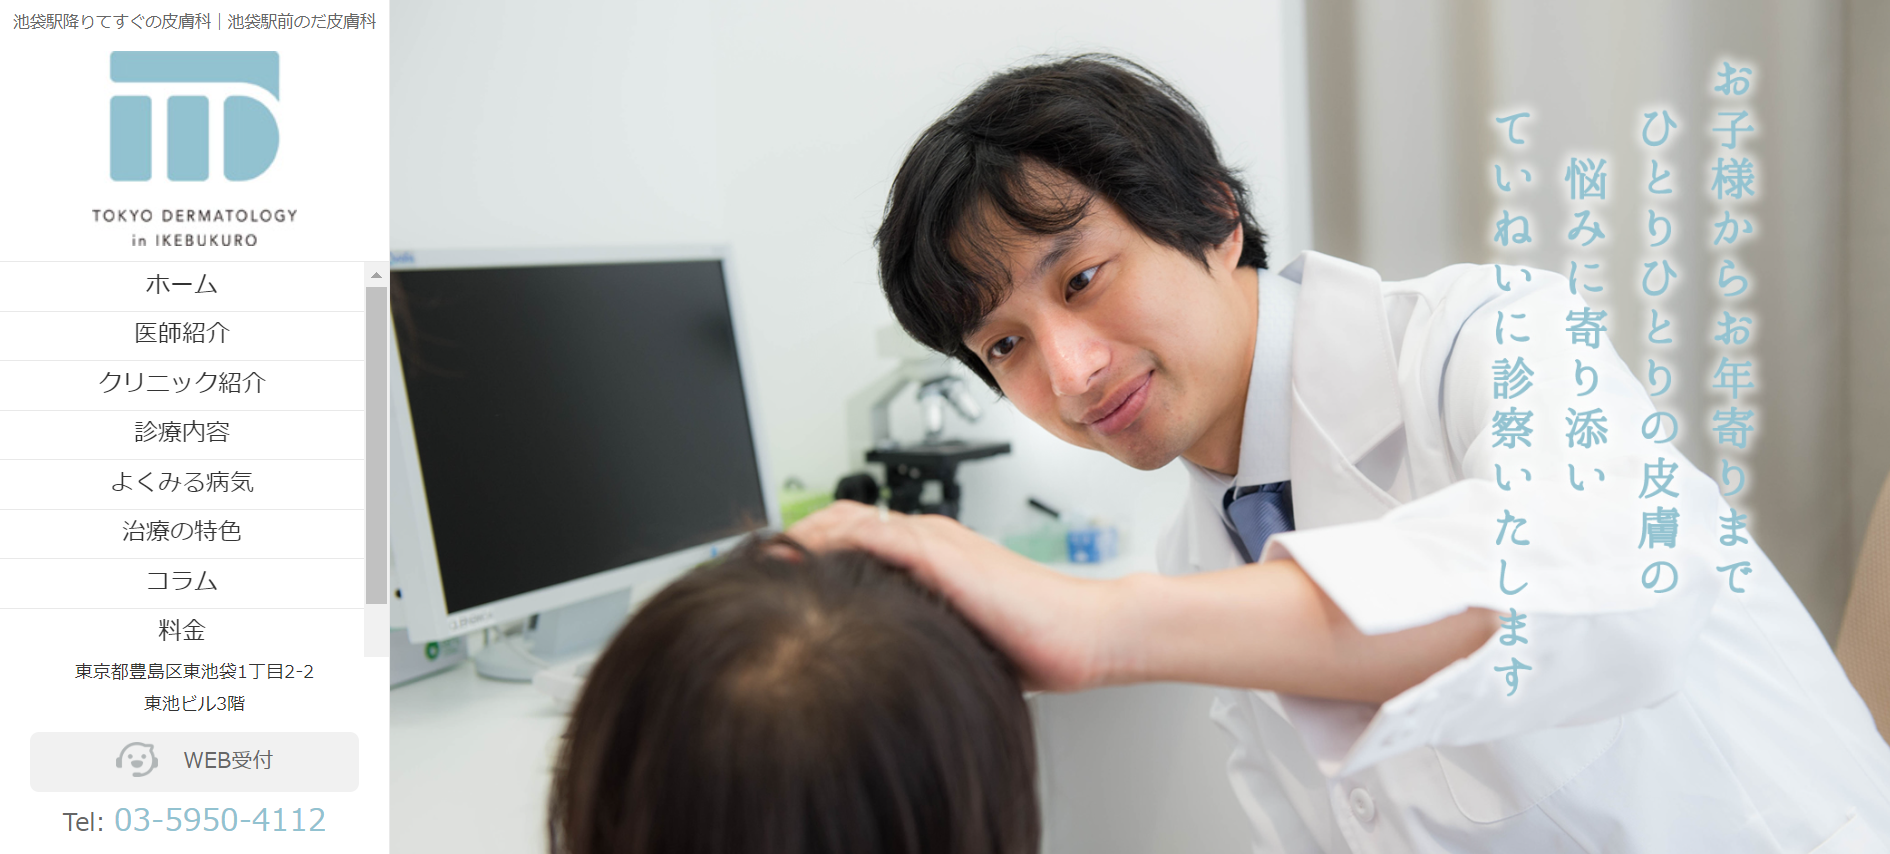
962 192 1256 472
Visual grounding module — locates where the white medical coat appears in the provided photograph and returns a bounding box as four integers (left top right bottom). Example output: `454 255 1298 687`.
1156 251 1890 853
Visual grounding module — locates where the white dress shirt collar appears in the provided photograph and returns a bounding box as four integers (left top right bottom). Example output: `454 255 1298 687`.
1180 263 1301 505
1237 263 1301 487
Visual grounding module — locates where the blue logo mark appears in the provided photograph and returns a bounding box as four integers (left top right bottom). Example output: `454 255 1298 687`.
109 51 280 181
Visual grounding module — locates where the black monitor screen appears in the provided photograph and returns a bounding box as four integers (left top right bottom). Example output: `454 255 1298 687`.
392 260 768 614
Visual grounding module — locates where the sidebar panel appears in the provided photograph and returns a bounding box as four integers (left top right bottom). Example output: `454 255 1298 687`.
0 8 390 851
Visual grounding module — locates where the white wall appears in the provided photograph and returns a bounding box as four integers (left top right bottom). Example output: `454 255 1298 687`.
393 2 1308 850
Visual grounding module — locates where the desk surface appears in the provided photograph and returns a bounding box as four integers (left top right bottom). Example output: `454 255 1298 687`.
392 657 565 853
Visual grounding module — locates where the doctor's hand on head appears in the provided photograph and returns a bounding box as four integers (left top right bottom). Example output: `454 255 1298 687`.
786 500 1126 693
790 500 1499 704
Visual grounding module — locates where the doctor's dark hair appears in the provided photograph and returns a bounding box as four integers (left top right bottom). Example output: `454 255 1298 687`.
548 535 1039 854
877 53 1268 390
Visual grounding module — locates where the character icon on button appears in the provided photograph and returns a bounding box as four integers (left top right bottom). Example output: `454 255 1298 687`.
116 742 158 778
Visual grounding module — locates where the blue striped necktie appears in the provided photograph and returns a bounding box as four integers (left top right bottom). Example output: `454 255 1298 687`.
1224 480 1295 564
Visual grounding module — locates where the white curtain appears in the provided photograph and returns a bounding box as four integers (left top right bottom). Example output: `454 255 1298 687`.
1305 0 1889 642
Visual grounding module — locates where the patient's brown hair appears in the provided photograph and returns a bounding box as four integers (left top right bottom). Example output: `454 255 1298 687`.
549 535 1039 854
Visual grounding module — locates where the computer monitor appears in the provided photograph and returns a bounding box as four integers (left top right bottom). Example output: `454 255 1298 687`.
388 247 777 647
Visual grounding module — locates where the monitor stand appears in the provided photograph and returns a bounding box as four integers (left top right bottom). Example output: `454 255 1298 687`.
473 588 633 682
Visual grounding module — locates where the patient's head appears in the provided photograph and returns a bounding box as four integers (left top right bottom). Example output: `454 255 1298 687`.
550 535 1039 854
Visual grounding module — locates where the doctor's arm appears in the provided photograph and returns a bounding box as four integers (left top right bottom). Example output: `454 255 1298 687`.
786 500 1498 700
1117 555 1501 701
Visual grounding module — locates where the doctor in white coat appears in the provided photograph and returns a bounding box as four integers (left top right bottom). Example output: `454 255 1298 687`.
791 54 1890 852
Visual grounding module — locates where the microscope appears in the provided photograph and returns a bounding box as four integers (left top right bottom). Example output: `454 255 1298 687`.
836 326 1010 518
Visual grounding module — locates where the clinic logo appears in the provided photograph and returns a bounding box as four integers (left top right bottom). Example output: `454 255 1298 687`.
109 51 280 181
115 742 159 778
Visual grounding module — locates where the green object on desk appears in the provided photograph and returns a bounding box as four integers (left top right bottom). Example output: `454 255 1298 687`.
779 487 834 528
1003 521 1068 563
